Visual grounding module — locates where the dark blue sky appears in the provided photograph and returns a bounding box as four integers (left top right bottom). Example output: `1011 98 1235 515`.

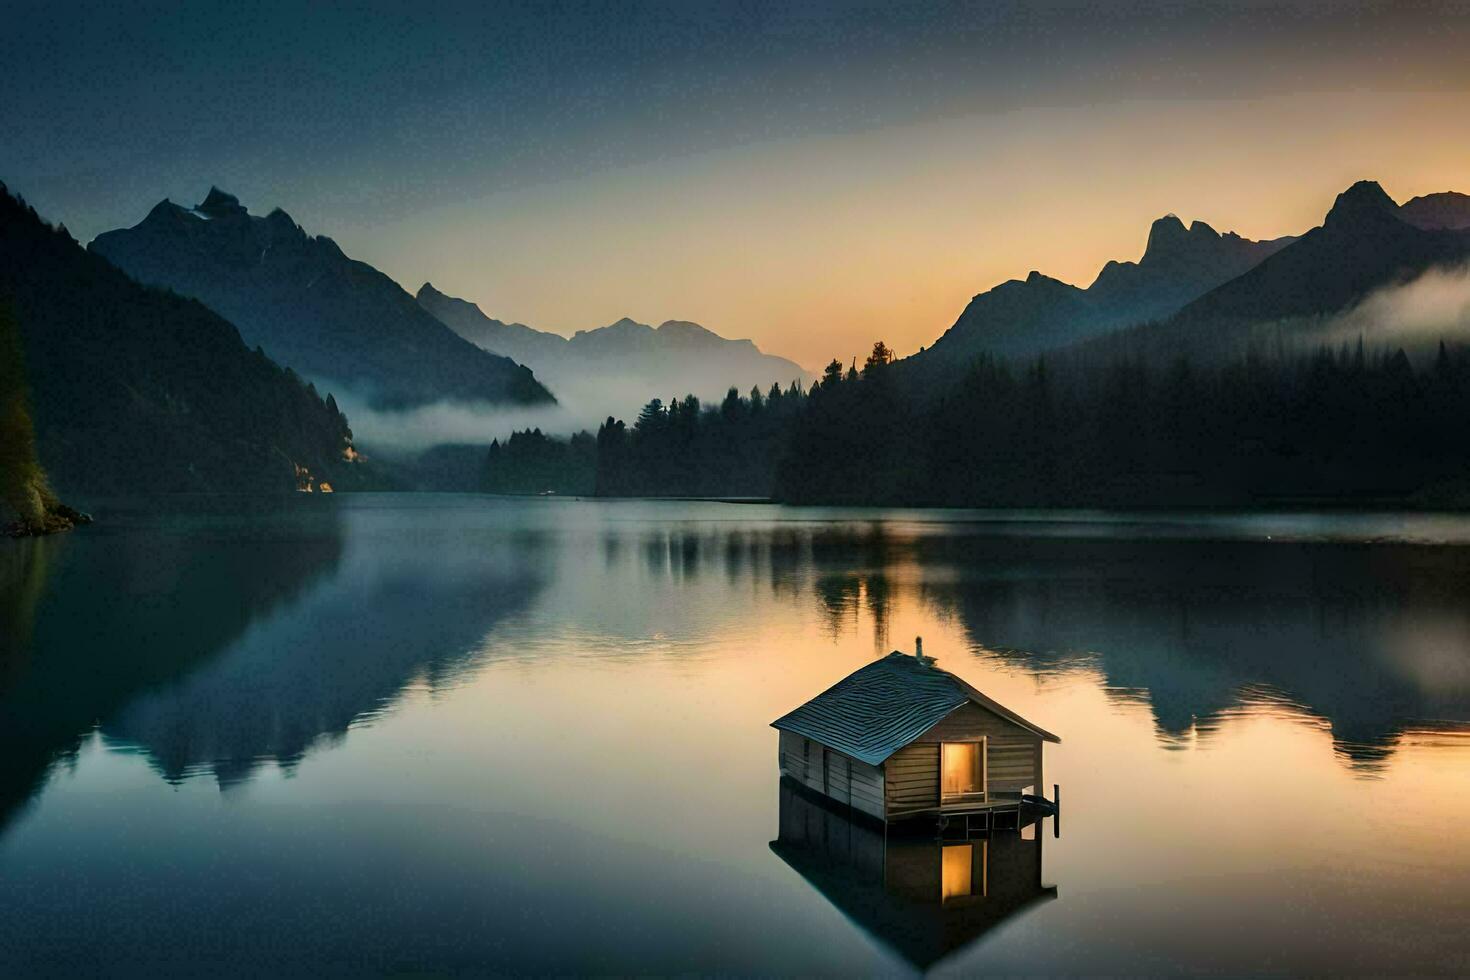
6 1 1467 239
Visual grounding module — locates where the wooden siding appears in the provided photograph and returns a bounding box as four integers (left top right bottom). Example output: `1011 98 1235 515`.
885 702 1042 815
779 731 885 820
885 743 940 815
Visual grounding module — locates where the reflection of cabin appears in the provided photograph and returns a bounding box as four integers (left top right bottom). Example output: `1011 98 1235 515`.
771 645 1059 825
770 778 1057 971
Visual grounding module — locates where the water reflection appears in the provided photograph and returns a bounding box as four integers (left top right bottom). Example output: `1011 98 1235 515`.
626 521 1470 774
919 537 1470 773
0 502 345 831
3 500 1470 974
0 498 548 825
771 778 1056 972
11 504 1468 833
106 530 546 788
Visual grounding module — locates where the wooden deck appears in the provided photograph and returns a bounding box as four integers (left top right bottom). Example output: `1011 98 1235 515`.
938 802 1028 837
893 787 1060 838
890 795 1022 819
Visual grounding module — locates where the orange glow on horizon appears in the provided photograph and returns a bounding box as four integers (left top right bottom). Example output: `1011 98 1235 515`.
348 90 1470 370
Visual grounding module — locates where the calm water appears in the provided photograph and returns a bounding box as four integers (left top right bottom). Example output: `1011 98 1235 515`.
3 496 1470 976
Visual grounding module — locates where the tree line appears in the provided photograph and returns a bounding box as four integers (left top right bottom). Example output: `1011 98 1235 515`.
481 338 1470 508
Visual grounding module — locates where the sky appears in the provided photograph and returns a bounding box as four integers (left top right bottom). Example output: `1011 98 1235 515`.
4 0 1470 369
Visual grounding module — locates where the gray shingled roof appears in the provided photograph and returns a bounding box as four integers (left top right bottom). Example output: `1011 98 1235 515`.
771 652 1059 766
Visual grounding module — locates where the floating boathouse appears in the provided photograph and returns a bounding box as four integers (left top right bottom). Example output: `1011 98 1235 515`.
771 641 1060 828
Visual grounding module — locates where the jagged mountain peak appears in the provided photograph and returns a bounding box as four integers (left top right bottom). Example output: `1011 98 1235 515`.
1324 180 1401 231
264 206 298 229
1166 179 1470 327
1009 270 1071 288
1140 214 1226 263
140 189 298 232
1144 214 1189 255
90 195 555 411
912 205 1295 373
198 186 247 217
0 181 364 494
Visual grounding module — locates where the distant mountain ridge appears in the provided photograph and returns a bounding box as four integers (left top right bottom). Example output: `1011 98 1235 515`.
1058 180 1470 365
0 183 369 495
416 283 809 417
906 212 1295 378
414 284 568 366
1399 191 1470 232
90 189 554 410
1171 181 1470 325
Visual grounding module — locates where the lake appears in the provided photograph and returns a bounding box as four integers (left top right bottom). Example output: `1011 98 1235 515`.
2 495 1469 976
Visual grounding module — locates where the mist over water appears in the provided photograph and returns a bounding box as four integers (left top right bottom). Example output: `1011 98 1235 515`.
327 375 798 452
326 389 589 452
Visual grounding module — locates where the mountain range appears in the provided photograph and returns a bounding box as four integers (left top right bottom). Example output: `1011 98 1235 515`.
10 172 1470 502
906 214 1296 381
0 184 369 495
1399 191 1470 231
1067 181 1470 364
1170 181 1470 324
905 181 1470 380
90 189 553 410
416 283 809 419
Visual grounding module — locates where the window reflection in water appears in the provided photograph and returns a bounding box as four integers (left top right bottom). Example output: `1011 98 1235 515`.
771 778 1055 971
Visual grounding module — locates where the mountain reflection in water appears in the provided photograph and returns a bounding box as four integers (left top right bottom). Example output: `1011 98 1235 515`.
2 499 1469 975
0 496 547 829
641 521 1470 773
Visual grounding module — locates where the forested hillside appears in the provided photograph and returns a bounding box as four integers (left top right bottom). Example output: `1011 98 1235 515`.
0 184 372 496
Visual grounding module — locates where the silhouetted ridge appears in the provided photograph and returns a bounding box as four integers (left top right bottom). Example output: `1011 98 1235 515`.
1154 179 1470 328
0 182 370 494
906 207 1294 376
91 193 554 410
1399 191 1470 231
1323 180 1403 233
416 283 809 419
1142 214 1191 259
197 186 246 217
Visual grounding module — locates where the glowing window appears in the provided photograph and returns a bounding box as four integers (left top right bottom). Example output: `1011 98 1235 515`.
941 741 984 799
942 844 972 900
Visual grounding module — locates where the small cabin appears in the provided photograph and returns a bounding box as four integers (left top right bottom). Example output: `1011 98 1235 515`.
771 644 1060 823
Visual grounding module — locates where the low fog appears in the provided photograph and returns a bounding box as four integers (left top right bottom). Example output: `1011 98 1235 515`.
323 375 777 453
331 265 1470 455
1316 263 1470 354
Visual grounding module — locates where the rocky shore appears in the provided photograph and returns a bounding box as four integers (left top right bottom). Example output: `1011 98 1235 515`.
5 502 92 538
